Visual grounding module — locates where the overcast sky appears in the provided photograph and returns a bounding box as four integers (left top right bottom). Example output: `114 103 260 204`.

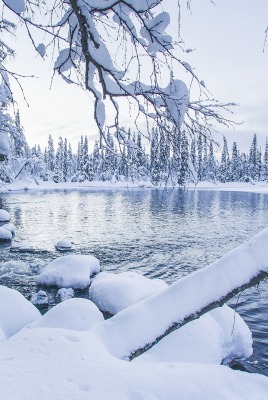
8 0 268 155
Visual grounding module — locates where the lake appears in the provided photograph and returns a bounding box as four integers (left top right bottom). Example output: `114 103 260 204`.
0 188 268 375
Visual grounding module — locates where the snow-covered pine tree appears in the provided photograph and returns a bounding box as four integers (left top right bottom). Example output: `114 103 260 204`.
249 134 258 180
264 138 268 181
197 131 203 182
218 136 229 183
177 131 189 186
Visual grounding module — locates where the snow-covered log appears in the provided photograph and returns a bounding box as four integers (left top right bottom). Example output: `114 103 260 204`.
95 228 268 360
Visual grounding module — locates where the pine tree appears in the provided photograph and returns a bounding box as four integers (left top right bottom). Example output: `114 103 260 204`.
264 138 268 180
218 136 229 182
249 133 258 180
177 131 189 186
197 131 203 181
230 142 240 181
47 135 55 173
207 141 217 182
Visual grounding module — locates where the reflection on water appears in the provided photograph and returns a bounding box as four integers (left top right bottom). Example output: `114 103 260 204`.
1 188 268 374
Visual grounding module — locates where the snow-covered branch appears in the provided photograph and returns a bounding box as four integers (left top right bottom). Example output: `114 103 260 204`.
95 228 268 360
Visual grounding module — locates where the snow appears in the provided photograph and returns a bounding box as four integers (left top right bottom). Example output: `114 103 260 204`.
36 254 101 289
0 324 267 400
0 131 11 155
0 285 41 339
89 271 168 314
30 290 48 305
36 43 46 58
93 227 268 360
57 287 74 302
134 305 252 365
1 222 15 233
3 0 26 14
55 238 72 251
0 227 12 240
0 209 11 222
26 298 104 331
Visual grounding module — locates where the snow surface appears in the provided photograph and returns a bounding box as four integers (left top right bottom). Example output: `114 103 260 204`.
57 287 74 302
3 0 26 14
0 227 12 240
30 290 48 305
134 305 252 365
0 209 11 222
93 227 268 360
0 285 41 339
0 325 267 400
36 254 100 288
55 238 72 250
26 298 104 331
89 271 168 314
0 131 11 155
1 222 15 233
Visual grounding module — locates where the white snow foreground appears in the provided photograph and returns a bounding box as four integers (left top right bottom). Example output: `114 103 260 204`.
0 286 40 340
36 254 100 289
1 229 268 398
89 271 168 314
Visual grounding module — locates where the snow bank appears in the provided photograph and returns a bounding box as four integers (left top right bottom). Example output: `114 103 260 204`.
36 255 100 289
134 305 252 365
26 298 104 331
0 285 41 339
89 271 168 314
0 209 11 222
0 227 12 241
0 326 267 400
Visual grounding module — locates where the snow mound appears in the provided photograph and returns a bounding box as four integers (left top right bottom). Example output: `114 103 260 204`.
0 285 41 339
30 290 48 305
0 327 267 400
89 271 168 314
0 227 12 241
57 287 74 302
1 223 15 233
27 298 104 331
0 209 11 222
36 255 100 289
55 238 72 251
134 305 252 365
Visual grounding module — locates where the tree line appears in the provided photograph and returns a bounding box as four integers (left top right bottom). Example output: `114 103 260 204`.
1 124 267 186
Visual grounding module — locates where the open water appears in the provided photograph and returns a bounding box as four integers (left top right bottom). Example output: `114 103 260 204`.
0 188 268 375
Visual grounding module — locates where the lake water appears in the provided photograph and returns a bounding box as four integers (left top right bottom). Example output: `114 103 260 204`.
0 188 268 375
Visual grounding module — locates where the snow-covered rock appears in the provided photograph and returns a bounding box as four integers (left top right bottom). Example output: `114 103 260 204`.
0 227 12 241
55 238 72 251
89 271 168 314
133 305 252 365
0 285 41 339
26 298 104 331
30 290 48 305
57 287 74 302
0 209 10 222
36 255 100 289
1 223 15 233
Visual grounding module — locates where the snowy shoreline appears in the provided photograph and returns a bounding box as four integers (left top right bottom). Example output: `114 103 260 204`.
1 179 268 195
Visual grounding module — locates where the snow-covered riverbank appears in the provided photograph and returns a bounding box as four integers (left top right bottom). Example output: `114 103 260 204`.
1 228 268 399
2 179 268 194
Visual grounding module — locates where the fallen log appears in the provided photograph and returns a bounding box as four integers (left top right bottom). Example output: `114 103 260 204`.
95 228 268 361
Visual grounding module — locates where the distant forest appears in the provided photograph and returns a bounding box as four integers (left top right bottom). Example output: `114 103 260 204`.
1 120 268 186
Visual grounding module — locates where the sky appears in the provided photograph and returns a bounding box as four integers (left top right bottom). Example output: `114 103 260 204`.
5 0 268 155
